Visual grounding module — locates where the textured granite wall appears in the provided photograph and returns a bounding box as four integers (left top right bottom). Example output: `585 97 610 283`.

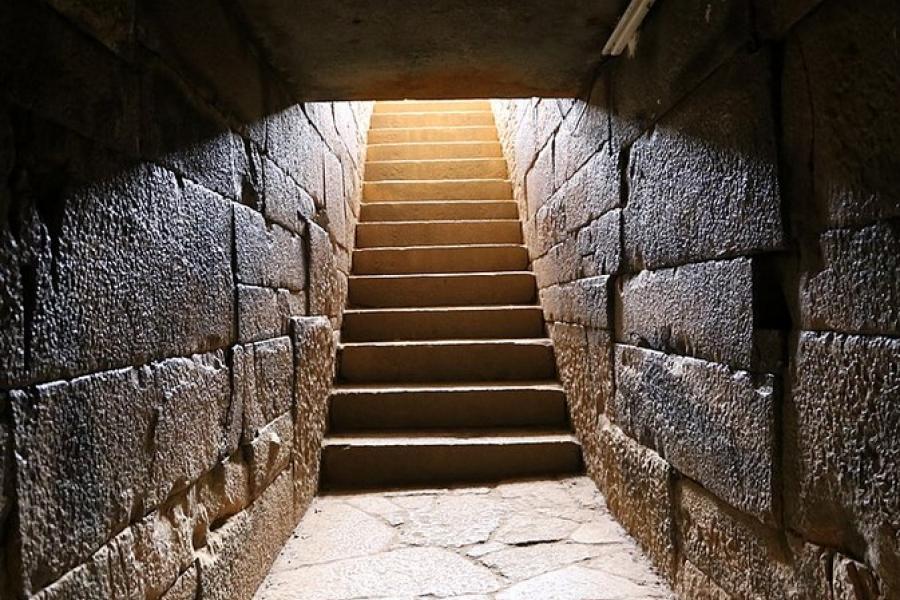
0 1 371 597
493 0 899 597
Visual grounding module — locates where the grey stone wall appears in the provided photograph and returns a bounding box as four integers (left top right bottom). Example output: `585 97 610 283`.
0 1 370 597
493 0 899 597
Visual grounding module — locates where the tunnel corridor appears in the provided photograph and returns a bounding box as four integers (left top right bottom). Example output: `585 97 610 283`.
1 1 898 599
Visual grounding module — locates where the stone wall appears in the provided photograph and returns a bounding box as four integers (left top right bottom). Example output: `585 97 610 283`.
0 1 371 597
493 0 899 597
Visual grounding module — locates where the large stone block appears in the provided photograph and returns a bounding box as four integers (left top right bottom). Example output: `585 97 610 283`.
323 149 349 249
262 156 314 236
674 560 730 600
0 395 11 526
247 411 294 498
786 331 900 596
236 285 305 344
532 238 578 289
624 53 783 270
611 345 776 522
233 336 294 443
308 223 339 319
533 192 567 257
262 105 326 206
782 0 900 229
290 316 334 513
25 166 233 383
0 229 24 387
620 258 766 370
800 222 899 335
678 479 832 599
832 553 882 600
559 146 619 233
577 209 622 277
12 351 230 591
540 276 609 330
525 141 553 221
552 97 613 195
197 470 296 600
235 204 306 291
594 420 676 580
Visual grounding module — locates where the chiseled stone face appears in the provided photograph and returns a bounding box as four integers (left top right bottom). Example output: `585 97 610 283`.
611 344 777 523
787 331 900 596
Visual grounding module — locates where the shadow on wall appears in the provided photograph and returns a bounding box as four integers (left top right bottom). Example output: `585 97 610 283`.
0 1 375 598
490 0 898 598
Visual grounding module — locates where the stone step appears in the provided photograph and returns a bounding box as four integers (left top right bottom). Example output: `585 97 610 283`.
321 430 582 489
373 100 491 114
368 126 498 144
341 306 545 341
364 179 512 201
361 200 519 222
329 382 567 430
338 339 556 382
367 142 503 161
366 158 507 181
353 244 528 275
348 272 536 308
371 111 494 129
356 220 522 247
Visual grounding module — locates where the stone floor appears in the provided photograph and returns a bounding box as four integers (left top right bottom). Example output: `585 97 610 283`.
255 477 674 600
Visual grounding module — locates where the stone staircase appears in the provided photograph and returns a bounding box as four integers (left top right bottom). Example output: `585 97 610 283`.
321 100 582 489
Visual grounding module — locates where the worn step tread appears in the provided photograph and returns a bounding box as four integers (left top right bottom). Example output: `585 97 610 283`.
324 429 578 445
352 244 528 275
348 271 536 308
356 220 522 247
332 380 564 393
366 142 503 161
364 178 512 202
360 200 518 222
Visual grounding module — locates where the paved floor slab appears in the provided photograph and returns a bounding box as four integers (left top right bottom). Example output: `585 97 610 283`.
255 477 673 600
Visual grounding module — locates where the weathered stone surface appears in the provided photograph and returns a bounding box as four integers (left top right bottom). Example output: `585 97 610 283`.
237 285 305 343
594 421 675 580
12 351 229 591
290 316 334 513
533 238 578 289
18 167 233 383
577 209 621 277
480 542 605 581
247 412 294 497
0 395 11 527
199 470 296 600
262 156 315 235
674 560 730 600
552 102 615 200
235 204 306 291
161 565 198 600
782 0 900 229
234 336 294 443
533 193 567 257
560 148 620 233
525 142 553 220
800 222 900 335
540 276 609 329
832 554 882 600
262 105 326 205
324 149 349 249
611 345 776 522
308 223 339 319
786 331 900 595
624 53 783 270
620 258 756 370
678 479 831 599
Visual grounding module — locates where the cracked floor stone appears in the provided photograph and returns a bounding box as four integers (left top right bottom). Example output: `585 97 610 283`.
255 477 673 600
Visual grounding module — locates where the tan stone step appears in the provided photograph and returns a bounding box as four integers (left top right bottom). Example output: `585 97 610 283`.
366 158 507 181
348 272 536 308
361 201 519 222
352 245 528 275
338 339 556 382
356 220 522 247
373 100 491 114
341 306 545 341
364 179 511 201
321 430 582 489
368 127 498 144
371 111 494 129
367 142 502 161
329 382 567 430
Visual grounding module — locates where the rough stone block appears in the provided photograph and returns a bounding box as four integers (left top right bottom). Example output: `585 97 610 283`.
612 345 776 522
594 420 675 580
540 276 609 330
533 192 567 257
533 238 578 289
26 166 233 383
12 351 230 591
577 209 622 277
782 0 900 229
561 148 619 233
800 221 899 335
324 150 349 249
832 554 882 600
235 204 306 291
534 99 563 151
525 142 553 220
161 565 198 600
0 395 11 526
0 229 25 387
308 223 339 319
674 560 730 600
786 331 900 596
248 412 294 498
624 53 783 269
263 156 314 235
290 316 334 514
620 258 759 370
552 98 613 194
236 285 305 343
197 470 296 600
234 336 294 443
263 105 325 205
678 479 832 599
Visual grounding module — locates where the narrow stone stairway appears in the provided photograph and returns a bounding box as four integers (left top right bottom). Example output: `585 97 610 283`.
320 99 583 489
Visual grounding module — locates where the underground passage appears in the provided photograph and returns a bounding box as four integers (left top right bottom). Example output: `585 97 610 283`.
0 0 898 599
